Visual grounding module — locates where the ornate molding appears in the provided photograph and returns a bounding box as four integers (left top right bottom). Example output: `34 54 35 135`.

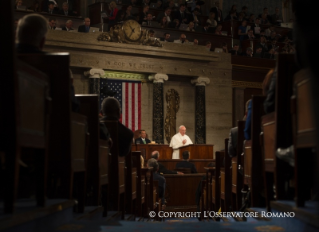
191 76 210 86
232 80 262 89
84 68 105 78
149 73 169 83
195 86 206 144
103 71 148 81
164 89 180 144
153 83 165 144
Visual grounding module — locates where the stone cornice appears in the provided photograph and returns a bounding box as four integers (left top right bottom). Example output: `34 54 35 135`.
84 68 105 78
149 73 169 83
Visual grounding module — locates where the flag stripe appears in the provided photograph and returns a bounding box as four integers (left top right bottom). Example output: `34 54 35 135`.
135 84 138 131
122 82 126 124
138 83 141 130
132 83 135 131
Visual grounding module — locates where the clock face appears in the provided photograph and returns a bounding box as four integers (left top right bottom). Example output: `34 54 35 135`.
123 20 142 42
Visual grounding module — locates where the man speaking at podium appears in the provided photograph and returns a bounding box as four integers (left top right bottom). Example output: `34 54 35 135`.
169 125 193 159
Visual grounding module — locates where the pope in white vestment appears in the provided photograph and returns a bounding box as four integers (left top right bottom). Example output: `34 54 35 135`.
169 125 193 159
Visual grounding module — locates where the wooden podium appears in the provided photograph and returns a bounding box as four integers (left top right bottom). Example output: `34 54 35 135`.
132 144 214 160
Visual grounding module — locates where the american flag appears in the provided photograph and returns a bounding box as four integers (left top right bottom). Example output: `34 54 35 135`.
100 79 141 131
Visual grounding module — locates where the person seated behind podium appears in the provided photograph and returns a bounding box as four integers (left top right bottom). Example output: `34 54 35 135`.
59 2 75 16
45 1 59 14
100 97 134 157
62 20 74 31
135 129 151 144
78 18 90 33
16 14 47 54
175 151 197 173
147 158 166 208
151 151 183 174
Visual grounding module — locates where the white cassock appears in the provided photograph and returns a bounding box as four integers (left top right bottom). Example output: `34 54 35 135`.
169 133 193 159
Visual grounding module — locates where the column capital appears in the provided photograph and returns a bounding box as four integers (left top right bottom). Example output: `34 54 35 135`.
191 77 210 86
148 73 168 83
84 68 105 78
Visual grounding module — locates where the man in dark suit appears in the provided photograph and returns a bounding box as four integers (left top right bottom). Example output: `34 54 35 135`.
45 1 59 14
59 2 75 16
210 1 223 23
147 158 166 208
135 129 151 144
48 17 56 30
100 97 134 157
175 151 197 173
78 18 90 33
160 32 171 42
174 4 189 25
151 151 183 174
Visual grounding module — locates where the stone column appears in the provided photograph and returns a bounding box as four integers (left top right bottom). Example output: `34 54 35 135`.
149 73 168 144
191 77 210 144
84 68 105 95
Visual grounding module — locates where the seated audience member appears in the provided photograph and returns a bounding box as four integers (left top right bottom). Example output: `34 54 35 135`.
139 5 149 24
202 24 210 33
174 33 189 43
186 21 195 31
210 1 223 23
59 2 75 16
221 42 228 53
29 0 41 12
147 158 166 208
258 7 271 21
253 46 263 58
244 69 274 140
205 41 212 51
15 0 23 9
157 7 172 23
156 0 163 10
251 18 261 37
268 31 278 41
174 4 189 25
151 151 183 174
238 12 245 21
78 18 90 33
260 13 270 25
46 1 59 14
228 4 238 17
214 24 222 35
143 13 154 26
160 32 171 42
169 19 180 29
48 17 56 30
248 14 255 23
62 20 74 31
175 151 198 173
271 7 283 25
247 29 255 40
148 29 155 37
16 14 48 53
229 44 239 55
263 48 278 59
238 20 248 41
206 12 217 28
108 1 118 30
190 8 201 28
193 39 199 45
167 0 177 11
224 10 238 21
257 36 268 56
240 6 248 19
116 5 136 22
159 16 169 28
141 0 150 6
242 47 253 57
100 97 134 157
228 127 238 157
135 130 150 144
243 99 251 120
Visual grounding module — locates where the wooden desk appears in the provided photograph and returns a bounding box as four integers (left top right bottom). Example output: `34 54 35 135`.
132 144 214 160
164 173 204 210
159 159 214 173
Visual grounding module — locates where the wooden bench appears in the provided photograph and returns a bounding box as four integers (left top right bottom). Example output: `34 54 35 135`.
220 138 231 212
18 53 89 213
125 150 138 218
1 59 50 213
243 95 266 207
231 120 245 211
103 120 126 219
291 68 316 207
75 94 111 215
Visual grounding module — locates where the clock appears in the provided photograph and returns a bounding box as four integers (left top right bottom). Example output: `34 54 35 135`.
122 20 142 42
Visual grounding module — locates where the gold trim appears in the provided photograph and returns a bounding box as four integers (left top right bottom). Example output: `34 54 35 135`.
232 80 262 89
102 71 149 81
